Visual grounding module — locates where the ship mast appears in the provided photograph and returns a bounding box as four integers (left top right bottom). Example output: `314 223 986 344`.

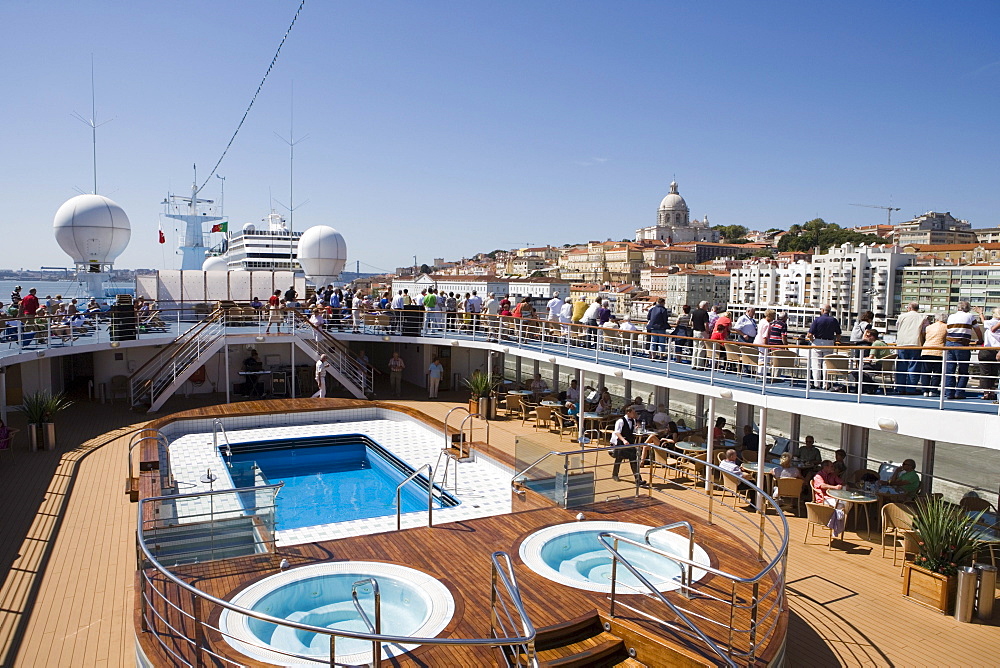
163 166 225 270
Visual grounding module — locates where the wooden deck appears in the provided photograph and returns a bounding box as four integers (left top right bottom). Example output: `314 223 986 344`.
0 388 998 667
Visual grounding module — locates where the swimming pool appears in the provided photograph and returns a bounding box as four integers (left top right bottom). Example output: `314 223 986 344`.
227 434 459 530
165 411 514 545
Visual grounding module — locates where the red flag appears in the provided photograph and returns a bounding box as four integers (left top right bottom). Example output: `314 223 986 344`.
158 223 166 244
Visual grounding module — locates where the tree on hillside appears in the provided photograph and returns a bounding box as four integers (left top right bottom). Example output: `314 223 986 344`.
419 263 433 275
776 218 890 252
713 224 749 242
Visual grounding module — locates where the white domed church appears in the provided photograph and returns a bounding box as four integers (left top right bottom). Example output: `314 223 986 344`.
635 181 719 244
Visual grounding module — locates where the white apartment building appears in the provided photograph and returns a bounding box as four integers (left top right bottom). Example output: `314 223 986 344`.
729 259 813 307
810 243 915 323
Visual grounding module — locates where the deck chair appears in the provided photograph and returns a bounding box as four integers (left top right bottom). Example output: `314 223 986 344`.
720 471 751 505
768 349 801 384
804 502 836 549
520 400 539 426
723 342 743 375
876 355 898 395
881 502 914 565
552 410 576 441
850 468 877 485
533 404 553 431
776 477 805 517
739 345 760 378
0 427 16 462
823 354 851 388
502 393 522 418
959 496 993 513
741 449 760 464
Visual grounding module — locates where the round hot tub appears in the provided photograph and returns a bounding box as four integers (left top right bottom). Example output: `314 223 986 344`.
518 521 711 593
220 562 454 666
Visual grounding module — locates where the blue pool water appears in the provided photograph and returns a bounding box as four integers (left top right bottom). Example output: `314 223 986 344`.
228 435 457 530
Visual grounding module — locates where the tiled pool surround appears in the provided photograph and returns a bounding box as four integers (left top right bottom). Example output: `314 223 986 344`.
164 407 513 546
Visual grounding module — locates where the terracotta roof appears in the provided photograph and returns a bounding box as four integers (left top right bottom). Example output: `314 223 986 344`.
905 243 1000 252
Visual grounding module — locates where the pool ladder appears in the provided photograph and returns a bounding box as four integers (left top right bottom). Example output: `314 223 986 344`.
213 418 233 467
395 464 434 531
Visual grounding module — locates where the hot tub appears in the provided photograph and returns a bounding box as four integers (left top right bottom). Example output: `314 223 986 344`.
518 521 711 593
220 562 455 666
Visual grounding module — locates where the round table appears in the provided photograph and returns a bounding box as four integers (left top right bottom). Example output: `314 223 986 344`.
742 461 780 476
540 400 563 407
507 389 532 395
828 488 878 538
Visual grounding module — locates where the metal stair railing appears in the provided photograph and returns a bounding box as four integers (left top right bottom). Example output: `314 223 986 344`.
598 530 737 668
128 309 226 408
137 496 538 668
291 312 374 397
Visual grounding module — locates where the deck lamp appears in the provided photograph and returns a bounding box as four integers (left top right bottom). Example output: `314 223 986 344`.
719 389 733 399
877 417 898 432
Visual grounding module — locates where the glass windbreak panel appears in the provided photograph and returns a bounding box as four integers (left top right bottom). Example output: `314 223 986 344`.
514 434 593 508
798 414 842 461
668 388 702 428
931 440 1000 504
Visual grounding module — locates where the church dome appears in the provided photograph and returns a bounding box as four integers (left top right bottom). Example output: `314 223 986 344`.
658 181 688 212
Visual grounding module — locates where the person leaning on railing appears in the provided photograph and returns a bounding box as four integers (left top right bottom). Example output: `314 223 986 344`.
920 313 948 396
944 300 983 400
894 301 927 395
975 306 1000 403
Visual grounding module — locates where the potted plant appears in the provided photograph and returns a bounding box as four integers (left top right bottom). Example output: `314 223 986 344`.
902 496 985 614
21 391 73 451
462 371 498 418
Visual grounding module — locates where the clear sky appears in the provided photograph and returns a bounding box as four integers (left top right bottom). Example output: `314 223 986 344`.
3 0 998 274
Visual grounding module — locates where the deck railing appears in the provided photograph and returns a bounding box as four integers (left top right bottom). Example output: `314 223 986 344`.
300 307 1000 415
510 445 789 665
136 488 538 667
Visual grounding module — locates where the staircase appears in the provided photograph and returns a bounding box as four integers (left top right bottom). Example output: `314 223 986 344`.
292 312 374 399
503 612 644 668
129 309 226 412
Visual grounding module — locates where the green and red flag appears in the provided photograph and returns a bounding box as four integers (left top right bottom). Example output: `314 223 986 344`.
211 222 228 233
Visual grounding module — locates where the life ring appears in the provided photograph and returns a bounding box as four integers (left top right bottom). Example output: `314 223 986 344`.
190 366 207 386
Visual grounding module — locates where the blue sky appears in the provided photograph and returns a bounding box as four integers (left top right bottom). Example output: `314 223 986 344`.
2 0 998 274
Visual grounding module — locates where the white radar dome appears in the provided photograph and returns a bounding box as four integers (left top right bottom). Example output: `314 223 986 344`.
297 225 347 285
53 194 131 264
202 256 229 271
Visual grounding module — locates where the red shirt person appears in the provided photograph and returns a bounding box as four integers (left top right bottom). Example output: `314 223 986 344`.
20 289 39 316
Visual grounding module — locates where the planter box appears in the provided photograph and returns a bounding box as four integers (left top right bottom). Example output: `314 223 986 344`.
42 423 56 451
902 562 957 614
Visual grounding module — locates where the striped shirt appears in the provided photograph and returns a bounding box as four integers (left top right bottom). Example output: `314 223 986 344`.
945 311 978 345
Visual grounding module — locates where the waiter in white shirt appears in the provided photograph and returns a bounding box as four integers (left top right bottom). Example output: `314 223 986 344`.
610 406 643 485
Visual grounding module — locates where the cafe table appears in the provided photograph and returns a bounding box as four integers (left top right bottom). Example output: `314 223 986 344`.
742 461 780 477
827 488 878 538
540 400 563 407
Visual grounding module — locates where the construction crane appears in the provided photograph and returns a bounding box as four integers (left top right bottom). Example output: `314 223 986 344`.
850 203 901 226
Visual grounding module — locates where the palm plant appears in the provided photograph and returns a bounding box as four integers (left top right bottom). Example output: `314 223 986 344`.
21 390 73 425
910 495 985 576
462 371 497 399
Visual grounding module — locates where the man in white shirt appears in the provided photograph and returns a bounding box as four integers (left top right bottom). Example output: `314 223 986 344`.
582 298 601 348
894 302 927 394
546 293 564 321
312 354 332 398
733 307 758 343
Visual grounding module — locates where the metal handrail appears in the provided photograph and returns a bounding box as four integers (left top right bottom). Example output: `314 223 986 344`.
510 445 790 585
212 418 233 466
395 463 434 531
443 406 470 449
644 521 695 598
137 498 537 666
598 531 738 668
457 412 488 460
349 578 382 665
127 427 168 481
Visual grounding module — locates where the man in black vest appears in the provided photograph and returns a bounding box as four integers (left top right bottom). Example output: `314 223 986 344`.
610 406 643 485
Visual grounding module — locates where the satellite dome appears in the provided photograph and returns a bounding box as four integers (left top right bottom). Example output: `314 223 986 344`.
53 194 131 264
242 222 256 234
202 256 229 271
297 225 347 285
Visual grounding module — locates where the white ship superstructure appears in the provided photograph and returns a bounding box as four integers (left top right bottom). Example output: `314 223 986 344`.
217 211 302 272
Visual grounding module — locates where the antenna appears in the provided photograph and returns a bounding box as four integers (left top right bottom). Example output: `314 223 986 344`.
216 174 226 217
71 54 114 194
274 80 309 269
